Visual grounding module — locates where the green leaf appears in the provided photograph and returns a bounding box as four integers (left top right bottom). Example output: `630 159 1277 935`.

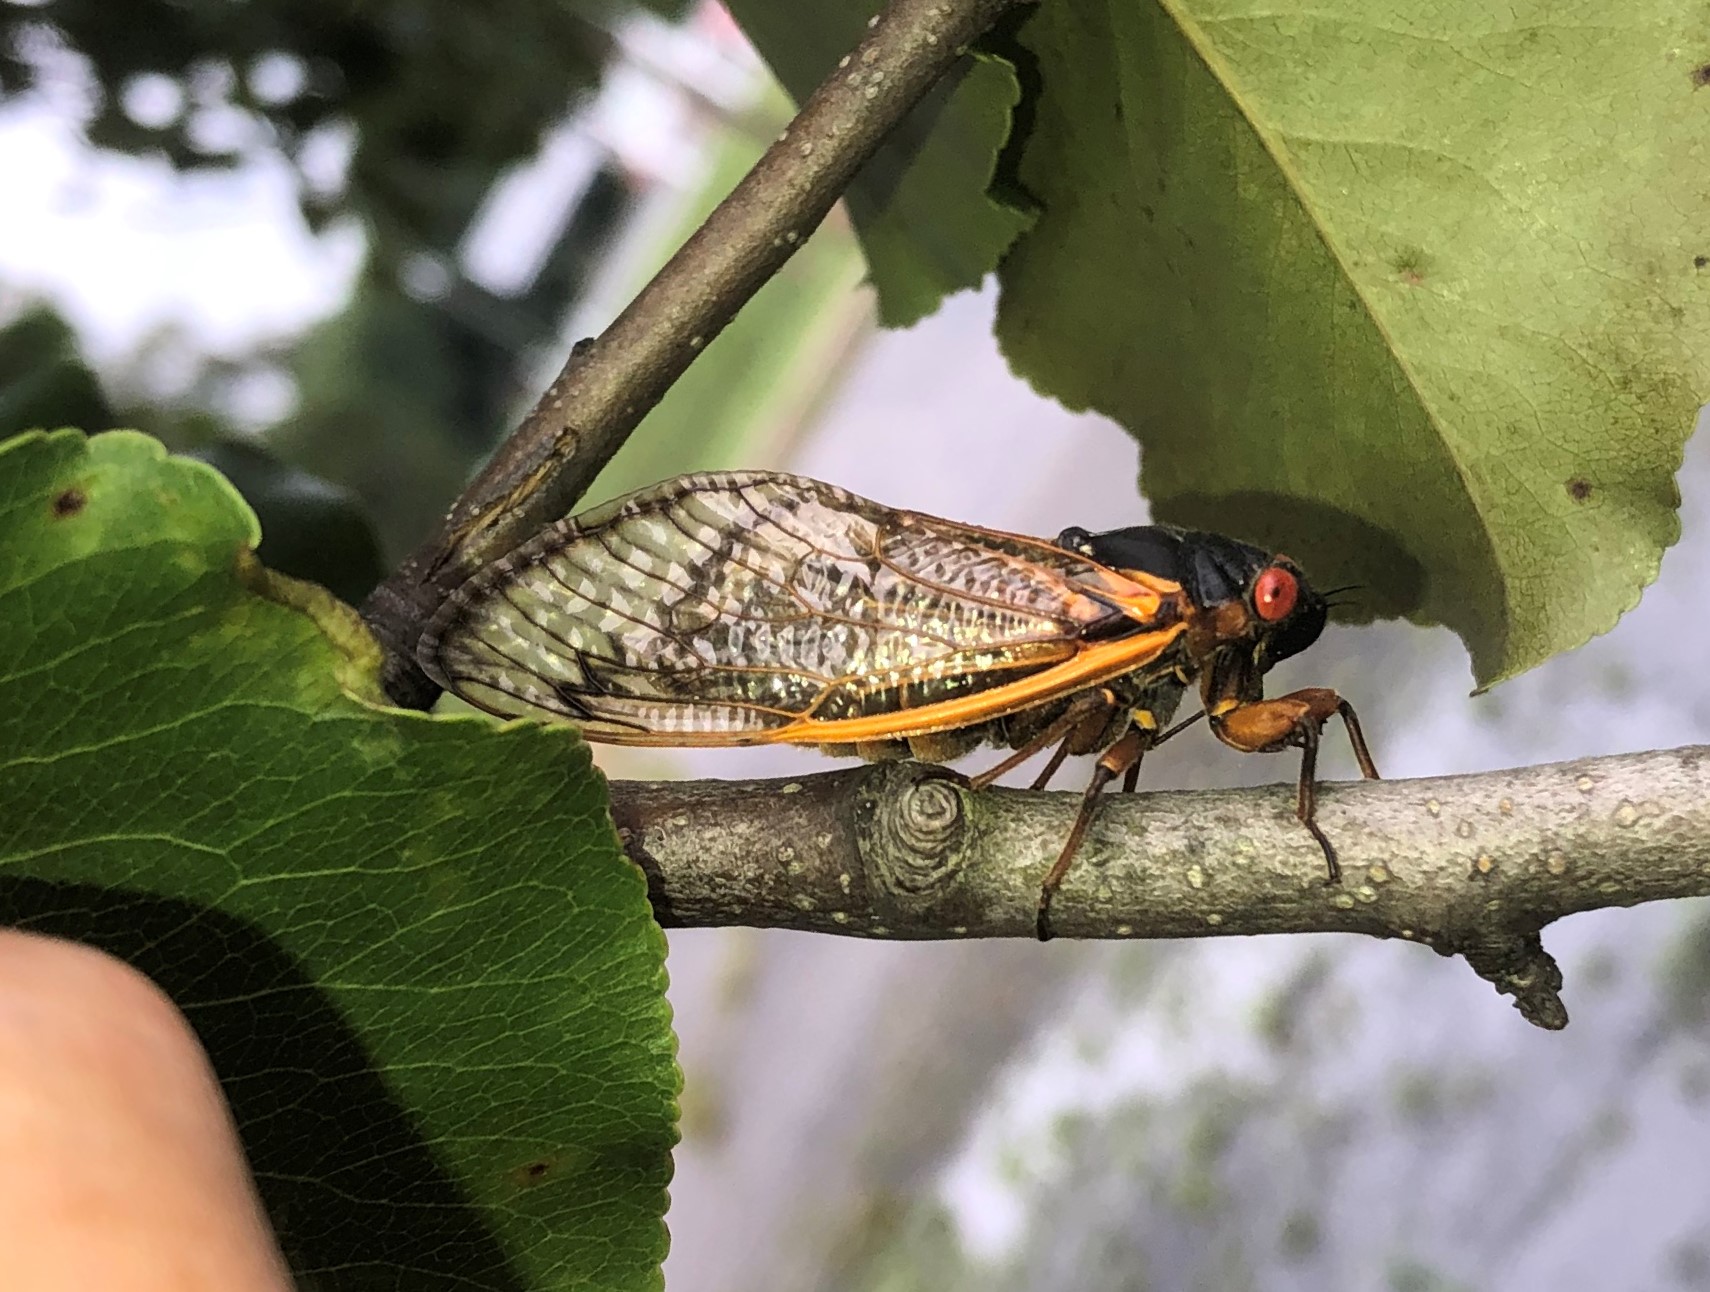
0 431 677 1291
725 0 1034 326
996 0 1708 687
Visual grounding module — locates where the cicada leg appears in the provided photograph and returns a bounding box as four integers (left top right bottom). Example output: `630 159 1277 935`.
1032 740 1074 792
969 689 1118 791
1211 688 1379 884
1037 728 1146 941
1030 693 1136 791
1035 707 1210 939
1121 710 1206 793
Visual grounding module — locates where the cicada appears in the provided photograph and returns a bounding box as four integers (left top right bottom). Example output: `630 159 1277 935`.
419 471 1378 939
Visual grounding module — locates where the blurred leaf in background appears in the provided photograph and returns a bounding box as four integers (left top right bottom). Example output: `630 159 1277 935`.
0 306 116 435
723 0 1033 328
0 0 688 563
188 437 386 602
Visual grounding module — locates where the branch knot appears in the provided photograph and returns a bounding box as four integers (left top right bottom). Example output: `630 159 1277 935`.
854 762 972 905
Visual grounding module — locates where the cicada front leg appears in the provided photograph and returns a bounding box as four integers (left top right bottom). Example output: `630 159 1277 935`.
1211 687 1379 884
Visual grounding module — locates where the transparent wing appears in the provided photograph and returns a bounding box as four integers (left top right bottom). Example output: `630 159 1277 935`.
419 471 1178 744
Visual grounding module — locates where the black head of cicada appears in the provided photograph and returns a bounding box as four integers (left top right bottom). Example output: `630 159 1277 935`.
1054 523 1329 670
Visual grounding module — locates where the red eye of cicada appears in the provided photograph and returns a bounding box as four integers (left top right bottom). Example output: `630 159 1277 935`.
1253 566 1298 622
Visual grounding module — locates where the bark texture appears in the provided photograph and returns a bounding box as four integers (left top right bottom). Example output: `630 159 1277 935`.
610 745 1710 1029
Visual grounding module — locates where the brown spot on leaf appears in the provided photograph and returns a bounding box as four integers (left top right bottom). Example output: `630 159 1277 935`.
1399 268 1425 287
1567 478 1593 501
1693 63 1710 88
51 488 85 518
510 1156 556 1188
1696 255 1708 269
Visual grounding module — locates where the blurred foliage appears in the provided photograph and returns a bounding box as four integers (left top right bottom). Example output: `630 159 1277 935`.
0 307 116 434
0 1 684 565
272 162 633 559
0 308 388 600
0 0 684 274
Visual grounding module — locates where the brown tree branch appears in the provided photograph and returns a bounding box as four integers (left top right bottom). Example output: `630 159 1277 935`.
608 745 1710 1031
362 0 1036 708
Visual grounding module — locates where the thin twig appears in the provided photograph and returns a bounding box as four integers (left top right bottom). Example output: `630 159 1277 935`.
608 745 1710 1031
363 0 1035 707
